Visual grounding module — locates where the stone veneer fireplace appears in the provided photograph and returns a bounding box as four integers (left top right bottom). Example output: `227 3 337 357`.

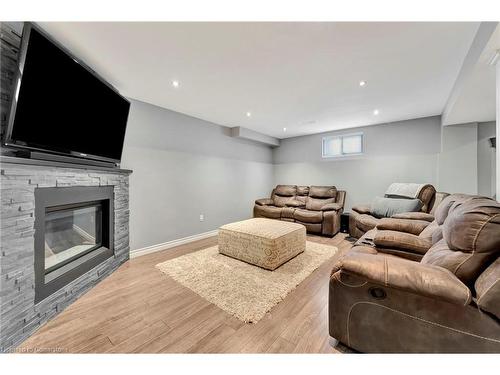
0 156 131 351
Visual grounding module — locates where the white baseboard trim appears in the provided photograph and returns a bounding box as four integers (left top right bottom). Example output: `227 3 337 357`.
130 229 219 259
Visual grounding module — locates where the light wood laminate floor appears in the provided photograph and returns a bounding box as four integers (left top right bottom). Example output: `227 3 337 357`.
18 233 352 353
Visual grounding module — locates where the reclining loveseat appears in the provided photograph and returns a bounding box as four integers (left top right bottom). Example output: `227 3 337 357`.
253 185 346 236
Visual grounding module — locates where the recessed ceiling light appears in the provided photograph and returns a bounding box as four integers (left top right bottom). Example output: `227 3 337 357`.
359 80 366 87
172 80 180 88
373 109 379 115
246 112 252 117
283 127 287 132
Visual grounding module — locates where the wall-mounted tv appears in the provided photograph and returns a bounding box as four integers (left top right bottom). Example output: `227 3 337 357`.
4 23 130 165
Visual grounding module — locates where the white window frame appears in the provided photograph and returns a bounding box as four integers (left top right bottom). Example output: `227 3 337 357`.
322 132 364 158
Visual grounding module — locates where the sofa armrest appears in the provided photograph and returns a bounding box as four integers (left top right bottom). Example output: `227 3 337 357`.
336 252 472 306
320 203 343 211
285 200 306 208
352 204 371 214
255 198 274 206
335 190 346 207
376 218 430 235
373 230 431 255
391 212 435 222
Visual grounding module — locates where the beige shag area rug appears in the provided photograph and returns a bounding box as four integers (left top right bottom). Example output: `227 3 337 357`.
155 241 337 323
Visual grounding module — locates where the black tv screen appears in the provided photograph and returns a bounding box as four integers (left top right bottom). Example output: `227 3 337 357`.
6 23 130 163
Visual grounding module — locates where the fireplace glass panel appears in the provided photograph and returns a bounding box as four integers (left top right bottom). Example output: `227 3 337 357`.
44 203 102 273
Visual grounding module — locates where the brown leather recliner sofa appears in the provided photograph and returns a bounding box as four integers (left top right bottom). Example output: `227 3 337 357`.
353 193 471 262
329 194 500 353
253 185 346 236
349 183 448 239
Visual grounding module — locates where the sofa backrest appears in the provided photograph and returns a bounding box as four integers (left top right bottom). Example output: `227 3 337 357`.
417 184 437 213
420 193 473 244
269 185 345 211
421 196 500 288
271 185 297 207
295 186 309 204
297 186 309 196
434 193 474 225
429 191 449 215
475 257 500 319
306 186 337 211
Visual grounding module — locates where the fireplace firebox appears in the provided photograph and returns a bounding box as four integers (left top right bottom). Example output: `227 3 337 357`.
34 186 114 303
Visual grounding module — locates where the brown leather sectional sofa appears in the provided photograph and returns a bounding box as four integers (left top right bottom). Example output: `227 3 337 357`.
253 185 346 236
348 184 448 239
329 194 500 352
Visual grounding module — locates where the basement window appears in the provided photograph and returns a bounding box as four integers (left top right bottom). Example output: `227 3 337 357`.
322 132 364 158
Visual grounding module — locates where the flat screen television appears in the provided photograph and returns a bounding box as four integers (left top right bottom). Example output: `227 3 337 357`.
4 23 130 165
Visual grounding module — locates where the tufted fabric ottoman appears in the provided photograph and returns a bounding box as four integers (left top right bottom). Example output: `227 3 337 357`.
218 218 306 270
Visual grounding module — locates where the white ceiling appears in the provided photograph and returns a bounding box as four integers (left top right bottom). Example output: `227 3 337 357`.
38 22 479 138
442 24 499 126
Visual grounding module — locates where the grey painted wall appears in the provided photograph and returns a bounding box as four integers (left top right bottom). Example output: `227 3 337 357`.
437 123 478 194
477 121 496 198
121 100 274 251
273 116 442 210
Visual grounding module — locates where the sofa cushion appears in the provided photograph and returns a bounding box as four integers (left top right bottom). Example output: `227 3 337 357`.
422 198 500 288
293 209 323 223
443 198 500 253
421 239 471 281
253 204 282 219
309 186 337 199
437 197 500 286
370 197 422 219
306 197 336 211
273 195 296 207
429 192 449 215
356 214 380 232
274 185 296 196
295 195 307 204
297 186 310 196
434 193 472 225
